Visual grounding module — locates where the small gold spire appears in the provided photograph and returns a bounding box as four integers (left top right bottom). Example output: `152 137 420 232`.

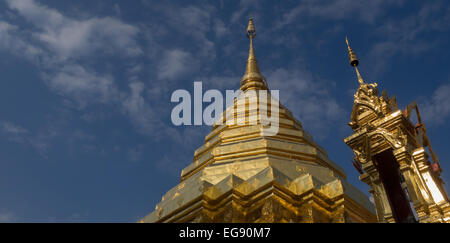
247 17 256 38
241 18 267 91
346 37 364 84
346 36 359 67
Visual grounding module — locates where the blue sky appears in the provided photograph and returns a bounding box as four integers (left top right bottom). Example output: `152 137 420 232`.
0 0 449 222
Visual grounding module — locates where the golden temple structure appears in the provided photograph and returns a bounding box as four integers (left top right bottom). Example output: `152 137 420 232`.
139 19 377 223
344 38 450 223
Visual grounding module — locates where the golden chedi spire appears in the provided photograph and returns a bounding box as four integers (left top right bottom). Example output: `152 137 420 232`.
138 21 377 223
346 36 364 85
240 18 268 91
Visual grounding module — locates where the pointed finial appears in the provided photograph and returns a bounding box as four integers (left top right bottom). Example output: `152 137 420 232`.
240 18 267 91
346 36 364 84
247 17 256 39
346 36 359 67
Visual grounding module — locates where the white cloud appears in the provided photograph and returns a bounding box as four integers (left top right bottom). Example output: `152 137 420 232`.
157 4 216 59
367 1 450 75
1 0 186 144
0 121 28 135
6 0 65 29
266 67 344 136
44 64 118 107
1 1 222 144
0 114 99 158
157 49 194 80
0 21 16 32
276 0 404 28
122 82 167 137
6 0 141 60
38 17 141 59
113 4 122 16
0 121 29 144
214 19 230 38
230 0 260 24
1 0 144 110
0 0 354 144
122 82 148 120
0 21 43 61
421 83 450 125
0 120 52 156
120 81 208 148
2 0 160 136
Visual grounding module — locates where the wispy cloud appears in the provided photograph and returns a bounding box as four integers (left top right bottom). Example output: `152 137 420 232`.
1 0 170 141
0 113 98 158
214 19 230 38
157 49 195 81
266 67 344 138
5 0 440 155
275 0 404 28
0 120 29 143
0 21 43 62
230 0 261 23
6 0 141 60
0 121 28 135
367 1 450 75
0 120 49 156
3 0 140 109
151 3 216 59
1 0 223 144
122 82 163 136
420 83 450 125
44 64 119 107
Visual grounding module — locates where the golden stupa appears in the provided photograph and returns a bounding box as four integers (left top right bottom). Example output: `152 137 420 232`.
139 19 376 223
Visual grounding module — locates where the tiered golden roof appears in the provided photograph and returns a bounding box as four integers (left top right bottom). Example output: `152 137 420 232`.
139 20 376 223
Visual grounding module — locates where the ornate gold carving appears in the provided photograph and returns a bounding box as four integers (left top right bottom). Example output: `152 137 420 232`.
344 38 450 223
352 136 370 164
368 126 406 149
